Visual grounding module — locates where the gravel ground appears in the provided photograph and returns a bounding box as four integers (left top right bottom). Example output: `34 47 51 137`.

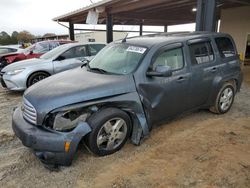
0 67 249 188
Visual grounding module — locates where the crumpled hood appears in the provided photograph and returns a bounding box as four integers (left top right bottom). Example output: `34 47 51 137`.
2 58 49 72
24 67 136 124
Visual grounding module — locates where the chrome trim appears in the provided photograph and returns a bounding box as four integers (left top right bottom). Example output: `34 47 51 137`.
22 98 37 124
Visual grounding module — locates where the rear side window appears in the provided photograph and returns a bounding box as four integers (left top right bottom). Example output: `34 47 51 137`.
215 37 236 58
153 48 184 71
189 42 214 64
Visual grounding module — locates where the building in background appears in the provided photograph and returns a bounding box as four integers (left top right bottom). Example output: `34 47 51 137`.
32 31 127 44
75 31 127 43
220 6 250 62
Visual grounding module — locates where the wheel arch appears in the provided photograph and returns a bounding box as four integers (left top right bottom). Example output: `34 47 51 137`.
26 70 51 87
94 102 148 145
209 77 238 107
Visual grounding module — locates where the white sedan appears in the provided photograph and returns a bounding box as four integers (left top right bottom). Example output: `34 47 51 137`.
0 42 105 91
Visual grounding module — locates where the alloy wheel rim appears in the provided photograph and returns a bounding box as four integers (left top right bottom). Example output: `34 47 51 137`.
97 118 127 150
219 87 233 111
32 75 47 84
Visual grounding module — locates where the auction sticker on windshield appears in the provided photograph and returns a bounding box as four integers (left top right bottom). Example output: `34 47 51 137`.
126 46 146 54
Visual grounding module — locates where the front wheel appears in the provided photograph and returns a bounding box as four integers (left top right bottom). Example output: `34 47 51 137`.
210 83 235 114
86 108 132 156
27 72 50 87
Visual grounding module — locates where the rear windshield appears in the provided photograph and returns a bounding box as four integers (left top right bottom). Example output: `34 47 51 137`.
215 37 236 58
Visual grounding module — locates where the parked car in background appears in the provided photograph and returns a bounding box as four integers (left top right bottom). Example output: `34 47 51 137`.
12 32 242 167
0 45 24 55
0 40 73 70
0 42 105 91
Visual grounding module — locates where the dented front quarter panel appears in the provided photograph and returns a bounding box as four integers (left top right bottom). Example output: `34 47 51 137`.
50 92 149 145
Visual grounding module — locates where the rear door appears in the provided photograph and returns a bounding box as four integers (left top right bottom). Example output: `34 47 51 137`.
187 38 221 109
53 45 88 73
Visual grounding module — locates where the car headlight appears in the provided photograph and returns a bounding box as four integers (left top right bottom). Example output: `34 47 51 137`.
6 68 25 75
45 110 91 131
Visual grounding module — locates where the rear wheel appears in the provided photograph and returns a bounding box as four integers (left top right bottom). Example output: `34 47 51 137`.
27 72 50 87
210 83 235 114
86 108 132 156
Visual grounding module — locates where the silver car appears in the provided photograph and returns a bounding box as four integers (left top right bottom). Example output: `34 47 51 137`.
0 45 24 55
0 43 105 91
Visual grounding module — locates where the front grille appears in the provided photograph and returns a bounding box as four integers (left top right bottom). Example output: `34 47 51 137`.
22 98 37 124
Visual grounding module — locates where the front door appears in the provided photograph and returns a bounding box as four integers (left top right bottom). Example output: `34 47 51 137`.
137 43 191 125
53 45 88 73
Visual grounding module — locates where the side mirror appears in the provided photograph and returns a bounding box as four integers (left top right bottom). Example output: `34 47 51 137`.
55 55 66 61
81 57 90 66
146 65 173 77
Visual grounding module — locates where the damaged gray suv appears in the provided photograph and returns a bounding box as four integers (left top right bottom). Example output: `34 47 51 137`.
12 32 243 167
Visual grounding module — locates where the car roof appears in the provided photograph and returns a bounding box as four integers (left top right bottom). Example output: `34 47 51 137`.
55 42 106 49
0 45 20 49
119 32 230 48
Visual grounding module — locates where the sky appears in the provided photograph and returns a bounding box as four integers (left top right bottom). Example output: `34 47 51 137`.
0 0 195 36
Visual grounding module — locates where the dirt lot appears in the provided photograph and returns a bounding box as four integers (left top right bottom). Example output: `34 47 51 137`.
0 67 250 188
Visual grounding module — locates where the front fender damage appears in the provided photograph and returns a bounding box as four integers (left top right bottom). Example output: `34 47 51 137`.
50 92 150 146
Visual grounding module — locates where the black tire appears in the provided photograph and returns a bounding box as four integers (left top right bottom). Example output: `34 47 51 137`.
209 82 235 114
86 108 132 156
27 72 50 87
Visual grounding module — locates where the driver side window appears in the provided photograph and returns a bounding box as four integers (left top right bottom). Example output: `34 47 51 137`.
153 48 184 71
61 46 87 60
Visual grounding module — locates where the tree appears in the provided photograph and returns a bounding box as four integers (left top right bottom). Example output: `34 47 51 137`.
0 31 11 45
11 31 19 44
17 31 34 43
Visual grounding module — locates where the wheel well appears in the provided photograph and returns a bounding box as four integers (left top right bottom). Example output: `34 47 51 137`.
226 79 237 92
26 71 51 87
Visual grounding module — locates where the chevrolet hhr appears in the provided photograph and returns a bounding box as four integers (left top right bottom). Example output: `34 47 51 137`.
12 32 243 167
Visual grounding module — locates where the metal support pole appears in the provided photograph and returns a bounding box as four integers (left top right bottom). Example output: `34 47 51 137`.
106 14 113 43
164 25 168 32
69 22 75 41
215 8 221 32
195 0 217 32
139 23 143 36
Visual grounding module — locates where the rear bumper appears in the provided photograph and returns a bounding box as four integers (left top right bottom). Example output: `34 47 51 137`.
12 107 91 166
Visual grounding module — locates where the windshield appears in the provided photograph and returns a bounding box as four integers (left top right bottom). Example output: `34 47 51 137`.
39 45 68 60
88 43 147 75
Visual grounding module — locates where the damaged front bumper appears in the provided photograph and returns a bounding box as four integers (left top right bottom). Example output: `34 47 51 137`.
12 107 91 166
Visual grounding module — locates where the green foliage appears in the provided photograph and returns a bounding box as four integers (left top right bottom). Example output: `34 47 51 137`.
17 31 34 43
0 30 34 45
0 31 12 45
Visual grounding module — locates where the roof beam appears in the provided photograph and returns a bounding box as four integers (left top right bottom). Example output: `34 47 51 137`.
110 0 173 14
134 0 195 13
227 0 250 6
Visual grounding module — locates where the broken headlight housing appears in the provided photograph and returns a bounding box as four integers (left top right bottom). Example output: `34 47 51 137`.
45 108 92 132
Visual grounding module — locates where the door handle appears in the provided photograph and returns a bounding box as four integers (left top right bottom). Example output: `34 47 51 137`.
210 67 217 73
176 76 187 82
